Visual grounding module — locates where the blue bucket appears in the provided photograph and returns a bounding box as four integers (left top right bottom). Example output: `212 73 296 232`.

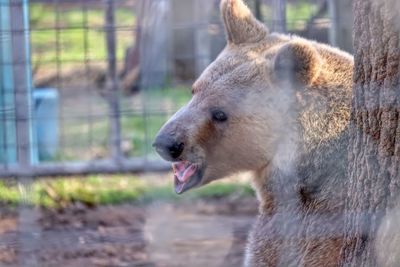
33 88 59 161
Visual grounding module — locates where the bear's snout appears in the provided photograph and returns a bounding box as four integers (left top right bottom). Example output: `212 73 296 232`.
153 133 185 161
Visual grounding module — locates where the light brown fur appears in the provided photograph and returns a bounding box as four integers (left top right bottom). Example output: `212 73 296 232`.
155 0 354 266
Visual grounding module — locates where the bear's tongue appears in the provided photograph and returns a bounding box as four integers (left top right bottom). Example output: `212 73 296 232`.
172 161 197 184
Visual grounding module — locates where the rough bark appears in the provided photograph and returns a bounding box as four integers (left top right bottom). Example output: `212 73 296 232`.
341 0 400 265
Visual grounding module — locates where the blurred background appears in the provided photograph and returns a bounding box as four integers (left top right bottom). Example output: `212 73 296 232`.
0 0 353 266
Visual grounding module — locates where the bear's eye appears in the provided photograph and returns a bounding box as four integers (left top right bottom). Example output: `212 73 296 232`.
211 110 228 122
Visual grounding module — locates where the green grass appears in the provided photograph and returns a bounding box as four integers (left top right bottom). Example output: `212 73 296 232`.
141 181 254 202
35 176 148 208
143 86 193 106
30 3 136 68
0 175 254 209
0 181 21 206
125 87 192 157
30 1 319 70
261 0 320 31
29 1 319 70
55 87 191 161
286 1 320 31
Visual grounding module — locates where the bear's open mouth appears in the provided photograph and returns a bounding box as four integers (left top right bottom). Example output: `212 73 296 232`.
172 161 202 194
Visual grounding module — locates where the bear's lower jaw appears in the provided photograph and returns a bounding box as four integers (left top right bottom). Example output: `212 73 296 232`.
174 174 202 194
172 161 204 194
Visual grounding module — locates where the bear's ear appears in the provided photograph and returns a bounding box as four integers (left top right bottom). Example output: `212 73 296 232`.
274 41 322 86
220 0 268 45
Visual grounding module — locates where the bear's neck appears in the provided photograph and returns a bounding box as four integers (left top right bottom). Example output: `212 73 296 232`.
254 133 350 216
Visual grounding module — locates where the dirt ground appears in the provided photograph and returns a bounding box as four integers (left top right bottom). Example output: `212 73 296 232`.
0 197 257 267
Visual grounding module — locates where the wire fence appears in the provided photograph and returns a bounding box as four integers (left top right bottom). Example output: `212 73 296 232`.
0 0 350 178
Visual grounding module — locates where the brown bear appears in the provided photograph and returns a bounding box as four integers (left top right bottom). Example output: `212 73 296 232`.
154 0 353 266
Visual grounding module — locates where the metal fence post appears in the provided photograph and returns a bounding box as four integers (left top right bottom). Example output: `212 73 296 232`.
0 0 16 165
328 0 353 53
254 0 262 21
194 0 213 77
105 0 122 162
327 0 338 47
10 1 41 266
12 0 33 168
272 0 286 33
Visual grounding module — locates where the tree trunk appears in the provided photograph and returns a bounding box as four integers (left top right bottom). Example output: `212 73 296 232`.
341 0 400 265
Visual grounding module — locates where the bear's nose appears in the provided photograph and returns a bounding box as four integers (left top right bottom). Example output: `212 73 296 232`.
153 134 184 161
